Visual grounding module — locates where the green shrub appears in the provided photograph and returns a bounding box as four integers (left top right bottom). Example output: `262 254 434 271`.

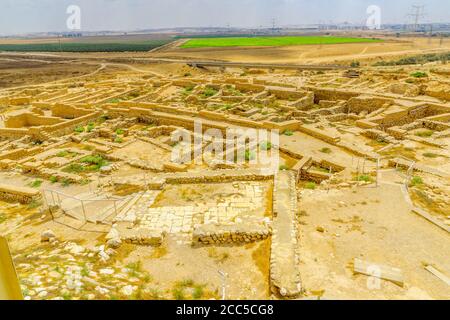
56 150 77 158
61 179 72 187
192 286 204 299
305 182 316 190
201 87 218 98
283 130 294 136
279 165 289 171
100 115 110 122
114 137 123 143
74 126 85 133
50 176 58 184
115 128 124 135
80 155 109 170
27 200 42 209
87 123 95 132
29 180 43 188
415 130 433 137
320 147 332 154
350 61 360 68
355 175 372 183
410 176 423 187
57 151 69 157
63 163 85 173
185 85 195 92
410 71 428 78
423 152 439 158
172 288 185 300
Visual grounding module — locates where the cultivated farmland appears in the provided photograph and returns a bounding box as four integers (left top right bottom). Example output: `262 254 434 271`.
0 39 173 52
181 36 381 48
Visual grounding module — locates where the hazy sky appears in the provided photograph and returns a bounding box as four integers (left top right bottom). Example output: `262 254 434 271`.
0 0 449 35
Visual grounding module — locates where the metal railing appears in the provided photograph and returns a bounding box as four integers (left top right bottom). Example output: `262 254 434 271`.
42 188 125 224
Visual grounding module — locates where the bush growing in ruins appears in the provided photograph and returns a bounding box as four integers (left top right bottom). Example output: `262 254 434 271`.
74 126 85 133
423 152 439 158
320 147 332 154
63 163 85 173
192 286 204 299
283 130 294 136
63 155 108 173
29 180 43 188
410 176 423 187
305 182 316 190
355 175 372 183
87 123 95 132
415 130 433 138
80 155 109 170
57 150 77 158
27 200 42 209
350 61 360 68
100 115 111 122
410 71 428 78
50 176 58 184
61 178 72 187
201 87 218 98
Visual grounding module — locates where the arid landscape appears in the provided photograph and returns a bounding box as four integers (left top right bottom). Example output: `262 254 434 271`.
0 32 449 301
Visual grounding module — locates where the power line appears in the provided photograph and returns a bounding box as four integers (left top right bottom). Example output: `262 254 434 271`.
407 5 426 32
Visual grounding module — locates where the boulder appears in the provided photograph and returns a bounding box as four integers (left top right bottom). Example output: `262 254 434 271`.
41 230 56 242
106 238 122 249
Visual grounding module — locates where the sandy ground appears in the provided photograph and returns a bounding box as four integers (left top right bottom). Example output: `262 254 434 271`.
298 181 450 300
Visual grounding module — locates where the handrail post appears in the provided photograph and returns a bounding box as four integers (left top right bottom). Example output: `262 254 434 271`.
51 191 56 207
81 200 87 222
56 193 62 208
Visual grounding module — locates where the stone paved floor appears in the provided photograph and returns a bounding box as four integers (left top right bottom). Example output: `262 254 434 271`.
115 182 270 243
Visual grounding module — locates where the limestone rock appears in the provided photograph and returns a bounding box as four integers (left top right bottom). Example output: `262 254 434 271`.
41 230 56 242
106 238 122 249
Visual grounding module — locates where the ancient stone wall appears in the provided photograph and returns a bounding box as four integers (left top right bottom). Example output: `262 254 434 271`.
193 222 271 245
0 184 41 204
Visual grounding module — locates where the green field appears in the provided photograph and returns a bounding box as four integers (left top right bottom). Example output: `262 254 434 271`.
181 36 381 49
0 40 172 52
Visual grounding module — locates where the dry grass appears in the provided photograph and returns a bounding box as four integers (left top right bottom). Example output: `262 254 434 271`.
252 239 271 280
113 184 143 196
150 245 168 259
410 189 449 217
